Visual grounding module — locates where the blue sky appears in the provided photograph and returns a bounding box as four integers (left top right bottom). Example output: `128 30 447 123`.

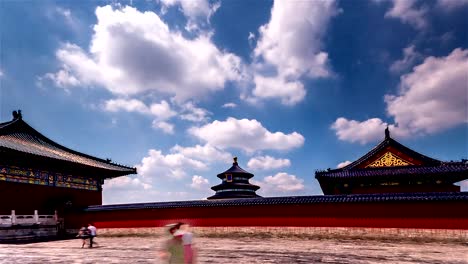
0 0 467 204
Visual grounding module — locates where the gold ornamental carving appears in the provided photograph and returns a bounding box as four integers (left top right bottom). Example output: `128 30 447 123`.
366 152 413 167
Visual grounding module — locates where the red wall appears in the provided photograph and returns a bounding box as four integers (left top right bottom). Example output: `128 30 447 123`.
66 200 468 230
0 181 102 214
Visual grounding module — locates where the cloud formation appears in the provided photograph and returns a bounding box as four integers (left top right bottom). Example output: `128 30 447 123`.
390 45 422 73
249 0 338 105
189 117 305 153
159 0 220 31
384 0 428 30
46 5 243 102
170 144 232 162
332 48 468 144
137 149 208 180
254 172 305 195
247 155 291 170
437 0 468 11
337 160 352 169
190 175 210 190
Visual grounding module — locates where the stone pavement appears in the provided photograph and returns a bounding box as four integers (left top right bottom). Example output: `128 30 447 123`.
0 236 467 263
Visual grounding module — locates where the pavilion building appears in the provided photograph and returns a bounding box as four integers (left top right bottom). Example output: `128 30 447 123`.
0 110 136 215
315 128 468 195
207 157 261 199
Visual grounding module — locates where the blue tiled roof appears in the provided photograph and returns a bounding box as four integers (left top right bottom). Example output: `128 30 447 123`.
85 192 468 211
217 163 253 176
0 118 136 174
316 163 468 178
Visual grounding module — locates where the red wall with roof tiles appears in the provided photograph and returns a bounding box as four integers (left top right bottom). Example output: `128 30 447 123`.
65 200 468 230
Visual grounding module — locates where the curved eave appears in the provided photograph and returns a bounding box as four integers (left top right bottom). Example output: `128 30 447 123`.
217 164 254 178
207 192 262 200
315 164 468 181
0 146 136 178
0 119 136 174
211 182 260 191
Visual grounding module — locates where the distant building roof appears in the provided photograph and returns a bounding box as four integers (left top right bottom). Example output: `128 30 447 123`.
85 192 468 211
342 133 440 170
0 111 136 175
316 162 468 180
315 128 468 195
208 157 261 200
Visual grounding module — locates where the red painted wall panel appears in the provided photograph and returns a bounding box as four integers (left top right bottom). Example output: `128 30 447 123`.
0 181 101 214
65 200 468 230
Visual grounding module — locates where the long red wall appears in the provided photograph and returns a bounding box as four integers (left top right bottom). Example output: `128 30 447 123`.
66 200 468 230
0 181 101 215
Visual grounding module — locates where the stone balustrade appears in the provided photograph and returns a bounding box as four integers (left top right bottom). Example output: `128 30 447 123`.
0 210 57 227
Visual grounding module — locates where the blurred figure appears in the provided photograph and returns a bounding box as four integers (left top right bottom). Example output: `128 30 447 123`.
179 224 195 264
161 223 184 264
76 226 90 248
87 223 98 248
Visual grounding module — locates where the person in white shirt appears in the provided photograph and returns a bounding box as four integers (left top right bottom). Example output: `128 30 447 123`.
87 223 97 248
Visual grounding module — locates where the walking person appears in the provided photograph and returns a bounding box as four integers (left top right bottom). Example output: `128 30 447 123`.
87 223 97 248
76 226 90 248
161 223 184 263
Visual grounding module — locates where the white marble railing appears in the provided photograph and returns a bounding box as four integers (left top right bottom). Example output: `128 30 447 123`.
0 210 57 227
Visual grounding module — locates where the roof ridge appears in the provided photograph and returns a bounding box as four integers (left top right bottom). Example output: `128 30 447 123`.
0 118 136 173
340 137 440 170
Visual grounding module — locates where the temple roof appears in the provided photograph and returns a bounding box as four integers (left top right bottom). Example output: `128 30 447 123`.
316 162 468 180
342 132 440 170
208 157 261 199
0 112 136 174
216 157 253 178
85 192 468 211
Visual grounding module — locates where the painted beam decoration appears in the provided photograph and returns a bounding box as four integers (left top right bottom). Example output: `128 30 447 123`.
0 165 99 191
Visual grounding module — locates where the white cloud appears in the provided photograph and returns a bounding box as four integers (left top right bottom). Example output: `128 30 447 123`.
159 0 220 31
386 48 468 134
189 117 305 153
104 143 227 203
171 144 232 162
0 69 3 77
384 0 428 30
103 98 177 133
331 118 406 144
437 0 468 11
46 5 243 102
248 32 255 41
332 48 468 144
104 176 151 191
337 160 352 169
249 0 338 105
247 155 291 170
179 101 211 123
150 100 177 121
390 45 421 73
104 98 150 114
253 75 306 106
153 120 175 134
190 175 210 190
254 172 305 195
222 102 237 108
44 69 81 88
137 149 208 180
